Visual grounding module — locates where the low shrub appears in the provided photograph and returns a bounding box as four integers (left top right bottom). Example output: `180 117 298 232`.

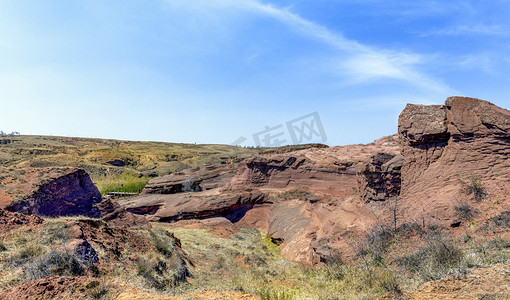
258 286 296 300
135 229 190 291
464 174 487 202
357 225 395 264
395 235 464 281
485 238 510 250
278 189 311 201
86 281 111 300
148 229 179 258
24 250 84 280
7 241 45 267
136 252 188 290
455 203 477 221
489 211 510 227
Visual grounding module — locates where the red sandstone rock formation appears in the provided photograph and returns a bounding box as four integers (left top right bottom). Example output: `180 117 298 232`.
142 164 237 194
398 96 510 226
97 197 151 229
119 191 266 223
357 153 403 203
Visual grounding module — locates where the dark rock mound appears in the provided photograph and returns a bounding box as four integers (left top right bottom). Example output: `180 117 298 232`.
8 168 102 218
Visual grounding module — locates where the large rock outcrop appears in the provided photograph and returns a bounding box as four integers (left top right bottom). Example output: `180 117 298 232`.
142 164 236 194
96 198 151 229
398 96 510 224
223 154 355 193
225 140 400 196
6 168 102 218
119 191 266 223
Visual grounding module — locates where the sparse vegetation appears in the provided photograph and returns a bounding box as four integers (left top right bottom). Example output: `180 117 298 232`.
133 228 190 291
39 221 71 245
136 252 178 290
86 280 111 300
94 172 151 194
489 211 510 227
0 212 509 299
278 189 311 201
357 224 396 264
258 286 296 300
455 203 477 221
464 173 488 201
0 135 258 179
6 239 45 267
24 250 84 280
395 235 465 281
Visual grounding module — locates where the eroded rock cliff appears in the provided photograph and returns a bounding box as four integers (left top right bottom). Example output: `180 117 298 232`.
398 96 510 225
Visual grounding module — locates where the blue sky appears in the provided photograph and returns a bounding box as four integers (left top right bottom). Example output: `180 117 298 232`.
1 0 510 146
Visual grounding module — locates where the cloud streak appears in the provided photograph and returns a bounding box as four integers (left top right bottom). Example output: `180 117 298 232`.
175 0 453 94
232 0 454 94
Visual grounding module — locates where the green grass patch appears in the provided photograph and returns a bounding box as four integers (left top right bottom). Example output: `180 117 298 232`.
94 172 151 194
278 189 311 201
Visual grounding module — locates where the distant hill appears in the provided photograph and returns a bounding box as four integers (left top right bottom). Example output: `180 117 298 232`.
0 135 259 179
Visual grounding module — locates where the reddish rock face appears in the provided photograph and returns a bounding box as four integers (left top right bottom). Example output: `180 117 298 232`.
357 153 403 203
1 167 148 227
223 154 359 195
268 200 319 264
142 164 237 194
119 191 266 223
398 97 510 225
116 97 510 265
8 169 102 218
96 198 151 229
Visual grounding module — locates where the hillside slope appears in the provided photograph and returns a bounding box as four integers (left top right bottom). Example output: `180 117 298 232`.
0 135 258 179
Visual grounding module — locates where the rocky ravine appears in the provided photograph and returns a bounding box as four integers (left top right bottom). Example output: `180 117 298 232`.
120 138 402 264
120 96 510 265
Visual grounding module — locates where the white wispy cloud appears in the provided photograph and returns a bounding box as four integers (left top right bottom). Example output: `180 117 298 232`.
161 0 454 94
226 0 454 94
